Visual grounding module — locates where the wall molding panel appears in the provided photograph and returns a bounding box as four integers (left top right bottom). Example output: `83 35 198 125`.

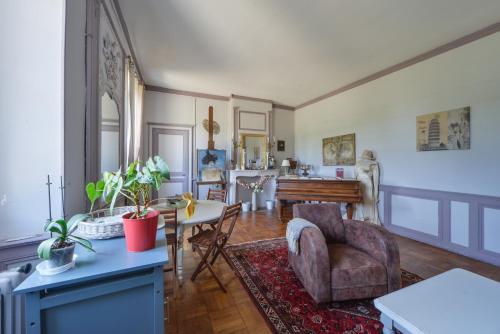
238 110 267 132
381 185 500 266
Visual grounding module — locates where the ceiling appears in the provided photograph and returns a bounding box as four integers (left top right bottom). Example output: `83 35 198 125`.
118 0 500 107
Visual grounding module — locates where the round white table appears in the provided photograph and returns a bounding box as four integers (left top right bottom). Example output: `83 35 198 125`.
153 200 226 280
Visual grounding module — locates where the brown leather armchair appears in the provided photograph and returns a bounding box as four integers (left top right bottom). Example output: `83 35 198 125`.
288 203 401 304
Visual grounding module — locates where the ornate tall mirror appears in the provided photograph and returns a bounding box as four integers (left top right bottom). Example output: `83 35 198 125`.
99 92 120 174
94 1 125 179
240 133 267 169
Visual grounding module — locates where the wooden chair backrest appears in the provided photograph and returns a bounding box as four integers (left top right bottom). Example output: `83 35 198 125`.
207 188 227 203
213 202 241 241
160 208 177 230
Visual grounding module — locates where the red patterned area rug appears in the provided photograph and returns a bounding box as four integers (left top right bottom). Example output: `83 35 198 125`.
226 238 422 334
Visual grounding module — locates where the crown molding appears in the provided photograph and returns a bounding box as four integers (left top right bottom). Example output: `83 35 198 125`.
145 85 295 110
295 20 500 110
273 103 295 111
230 94 273 104
145 85 230 101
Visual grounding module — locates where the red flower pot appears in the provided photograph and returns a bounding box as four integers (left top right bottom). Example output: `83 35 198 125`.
122 210 159 252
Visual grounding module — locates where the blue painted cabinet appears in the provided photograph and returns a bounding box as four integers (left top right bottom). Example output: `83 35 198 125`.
15 232 168 334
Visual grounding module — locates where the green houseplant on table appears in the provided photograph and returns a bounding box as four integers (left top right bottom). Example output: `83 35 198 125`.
86 156 170 252
37 214 94 268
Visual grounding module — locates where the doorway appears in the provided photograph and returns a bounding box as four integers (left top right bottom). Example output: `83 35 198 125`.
150 124 192 198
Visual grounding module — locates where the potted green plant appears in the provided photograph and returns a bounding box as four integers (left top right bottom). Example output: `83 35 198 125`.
87 156 170 252
37 214 95 268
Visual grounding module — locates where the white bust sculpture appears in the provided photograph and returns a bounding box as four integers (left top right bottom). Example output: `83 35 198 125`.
354 150 381 225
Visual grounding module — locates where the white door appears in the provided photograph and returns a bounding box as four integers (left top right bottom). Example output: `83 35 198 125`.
151 127 191 198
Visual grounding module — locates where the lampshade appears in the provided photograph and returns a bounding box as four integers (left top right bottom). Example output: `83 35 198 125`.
281 159 290 167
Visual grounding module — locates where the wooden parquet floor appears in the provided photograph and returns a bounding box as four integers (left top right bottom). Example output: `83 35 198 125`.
163 208 500 334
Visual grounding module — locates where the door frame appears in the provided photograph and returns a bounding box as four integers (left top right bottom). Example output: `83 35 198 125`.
147 123 194 197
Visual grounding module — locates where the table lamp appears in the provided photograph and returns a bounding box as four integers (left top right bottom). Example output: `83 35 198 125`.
281 159 290 176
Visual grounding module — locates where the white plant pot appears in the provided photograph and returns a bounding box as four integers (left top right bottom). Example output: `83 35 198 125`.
242 202 251 212
251 192 258 211
266 200 274 210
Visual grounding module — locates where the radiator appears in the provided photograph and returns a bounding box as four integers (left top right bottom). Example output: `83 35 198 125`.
0 264 31 334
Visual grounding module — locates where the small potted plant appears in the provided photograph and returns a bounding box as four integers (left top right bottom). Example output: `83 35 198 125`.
37 214 95 268
87 156 170 252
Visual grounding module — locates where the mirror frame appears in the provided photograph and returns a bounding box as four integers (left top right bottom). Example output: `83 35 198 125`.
240 133 268 168
85 0 125 185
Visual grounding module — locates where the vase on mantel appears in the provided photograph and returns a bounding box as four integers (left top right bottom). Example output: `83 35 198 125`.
251 192 257 211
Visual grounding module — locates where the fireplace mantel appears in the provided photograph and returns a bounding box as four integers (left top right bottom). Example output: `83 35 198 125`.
228 169 280 206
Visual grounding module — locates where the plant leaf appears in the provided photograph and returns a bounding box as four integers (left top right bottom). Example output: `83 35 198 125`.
68 236 95 252
127 161 138 176
37 238 58 260
109 176 123 212
152 173 162 190
44 221 63 235
146 157 157 173
154 156 170 179
86 182 96 202
44 219 67 238
96 179 105 197
67 213 89 235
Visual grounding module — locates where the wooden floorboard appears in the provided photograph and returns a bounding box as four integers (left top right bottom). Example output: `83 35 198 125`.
163 208 500 334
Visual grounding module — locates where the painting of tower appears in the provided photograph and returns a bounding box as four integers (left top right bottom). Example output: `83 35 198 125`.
416 107 470 151
427 118 441 148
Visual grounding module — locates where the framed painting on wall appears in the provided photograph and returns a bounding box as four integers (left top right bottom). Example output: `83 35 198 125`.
322 133 356 166
197 149 226 181
277 140 285 152
416 107 470 151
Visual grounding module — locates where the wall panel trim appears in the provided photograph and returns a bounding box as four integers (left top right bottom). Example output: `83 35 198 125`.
380 184 500 266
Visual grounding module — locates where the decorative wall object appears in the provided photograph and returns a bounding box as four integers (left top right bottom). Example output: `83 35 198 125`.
416 107 470 151
98 6 123 105
354 150 381 225
196 101 226 150
197 149 226 181
322 133 356 166
277 140 285 151
204 106 217 150
336 168 344 179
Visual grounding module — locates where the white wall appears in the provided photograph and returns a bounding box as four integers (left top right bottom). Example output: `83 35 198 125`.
143 90 230 156
64 0 86 218
143 90 230 198
295 32 500 197
0 0 66 240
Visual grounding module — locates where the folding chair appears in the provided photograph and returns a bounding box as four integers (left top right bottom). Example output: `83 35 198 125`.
188 202 241 292
157 207 178 322
207 188 227 202
192 188 228 236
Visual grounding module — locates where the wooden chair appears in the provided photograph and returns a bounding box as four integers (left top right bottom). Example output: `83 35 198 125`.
207 188 227 202
158 208 178 323
160 208 178 277
188 202 241 292
192 188 227 236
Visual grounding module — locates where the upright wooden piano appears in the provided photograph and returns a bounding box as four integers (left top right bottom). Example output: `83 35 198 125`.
276 177 362 221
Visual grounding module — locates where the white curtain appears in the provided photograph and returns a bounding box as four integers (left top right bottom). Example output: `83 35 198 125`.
133 77 144 161
124 59 133 165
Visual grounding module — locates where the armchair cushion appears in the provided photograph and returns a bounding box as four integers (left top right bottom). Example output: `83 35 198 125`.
293 203 345 243
343 219 401 293
328 244 388 301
